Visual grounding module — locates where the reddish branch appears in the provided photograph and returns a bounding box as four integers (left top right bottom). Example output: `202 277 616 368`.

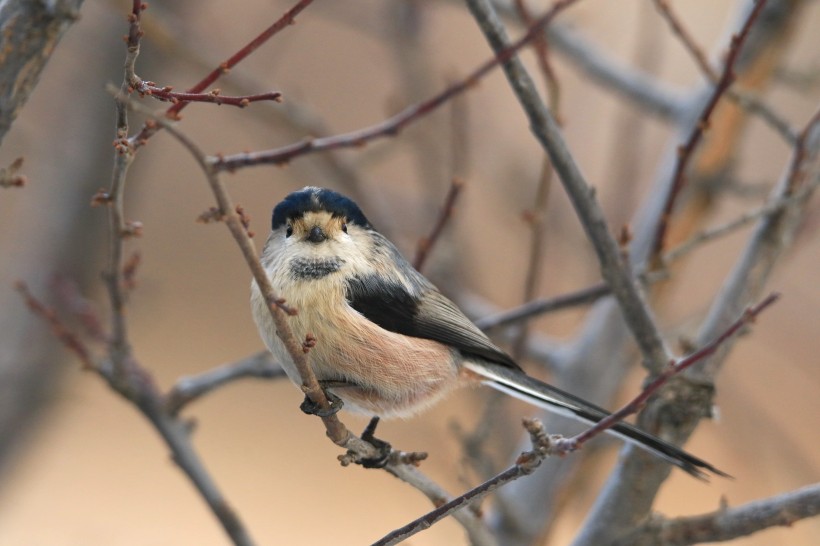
652 0 715 80
650 0 769 260
413 178 465 271
15 282 95 369
131 0 314 146
514 0 562 119
132 82 282 109
564 292 779 453
374 293 779 544
785 106 820 194
212 0 582 172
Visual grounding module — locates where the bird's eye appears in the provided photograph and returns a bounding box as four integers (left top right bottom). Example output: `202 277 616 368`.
341 222 348 233
286 224 293 238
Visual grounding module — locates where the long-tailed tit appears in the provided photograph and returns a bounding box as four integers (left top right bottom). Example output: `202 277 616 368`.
251 186 726 478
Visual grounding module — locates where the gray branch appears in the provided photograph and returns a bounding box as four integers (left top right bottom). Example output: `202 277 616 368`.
465 0 672 372
165 351 286 416
621 482 820 546
0 0 85 145
573 83 820 546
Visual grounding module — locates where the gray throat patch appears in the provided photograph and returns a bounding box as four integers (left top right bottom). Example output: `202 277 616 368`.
289 257 345 280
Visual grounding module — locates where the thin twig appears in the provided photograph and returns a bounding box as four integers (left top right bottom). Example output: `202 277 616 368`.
652 0 797 144
165 351 285 416
511 0 560 359
651 0 770 260
133 82 282 108
104 0 142 380
373 418 552 546
130 0 315 147
0 157 26 187
467 0 674 374
14 282 96 369
413 178 465 271
650 482 820 545
664 174 820 264
562 292 779 453
475 282 610 331
464 0 686 119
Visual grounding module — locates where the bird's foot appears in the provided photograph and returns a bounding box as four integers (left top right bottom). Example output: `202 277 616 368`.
299 381 344 417
358 416 392 469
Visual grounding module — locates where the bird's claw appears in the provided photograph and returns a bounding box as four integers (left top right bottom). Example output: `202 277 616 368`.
299 388 343 417
358 416 392 469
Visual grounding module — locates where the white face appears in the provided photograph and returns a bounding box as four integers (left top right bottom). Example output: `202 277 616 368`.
281 210 351 257
265 209 379 283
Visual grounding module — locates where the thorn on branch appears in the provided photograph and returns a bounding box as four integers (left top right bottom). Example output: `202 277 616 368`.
235 204 254 238
390 450 429 467
113 138 132 155
90 188 113 207
197 207 226 224
302 333 316 353
0 157 27 188
122 251 141 291
121 220 143 238
618 224 633 247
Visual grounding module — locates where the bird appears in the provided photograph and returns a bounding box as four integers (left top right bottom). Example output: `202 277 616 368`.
250 186 726 479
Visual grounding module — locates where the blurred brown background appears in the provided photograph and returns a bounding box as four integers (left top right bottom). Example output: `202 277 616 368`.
0 0 818 544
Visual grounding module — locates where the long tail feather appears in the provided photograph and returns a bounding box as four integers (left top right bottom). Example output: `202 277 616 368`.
465 360 729 480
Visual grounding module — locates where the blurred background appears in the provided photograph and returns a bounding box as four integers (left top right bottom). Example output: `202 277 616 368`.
0 0 818 544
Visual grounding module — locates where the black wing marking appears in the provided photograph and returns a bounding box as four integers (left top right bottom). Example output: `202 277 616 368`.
345 274 520 370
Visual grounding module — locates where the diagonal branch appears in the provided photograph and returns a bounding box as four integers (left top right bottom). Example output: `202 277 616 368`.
211 0 591 172
164 351 285 416
626 482 820 546
465 0 672 374
130 0 315 147
650 0 770 261
115 88 498 546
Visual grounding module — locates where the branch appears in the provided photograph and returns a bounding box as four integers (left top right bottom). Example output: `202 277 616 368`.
132 81 282 109
165 351 286 416
373 418 552 546
650 0 770 260
130 0 315 147
0 157 27 188
652 0 797 144
664 173 820 264
413 178 465 271
467 0 686 119
376 292 778 543
465 0 673 374
0 0 85 145
630 483 820 545
560 293 778 458
475 282 609 332
211 0 590 172
572 92 820 546
115 88 499 546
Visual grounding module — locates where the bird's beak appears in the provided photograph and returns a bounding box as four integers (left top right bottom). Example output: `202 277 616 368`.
307 225 327 243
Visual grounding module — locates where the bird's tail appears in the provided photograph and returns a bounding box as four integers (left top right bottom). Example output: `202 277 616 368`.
465 360 728 480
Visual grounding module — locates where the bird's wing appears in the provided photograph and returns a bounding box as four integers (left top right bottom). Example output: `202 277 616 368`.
344 274 520 370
